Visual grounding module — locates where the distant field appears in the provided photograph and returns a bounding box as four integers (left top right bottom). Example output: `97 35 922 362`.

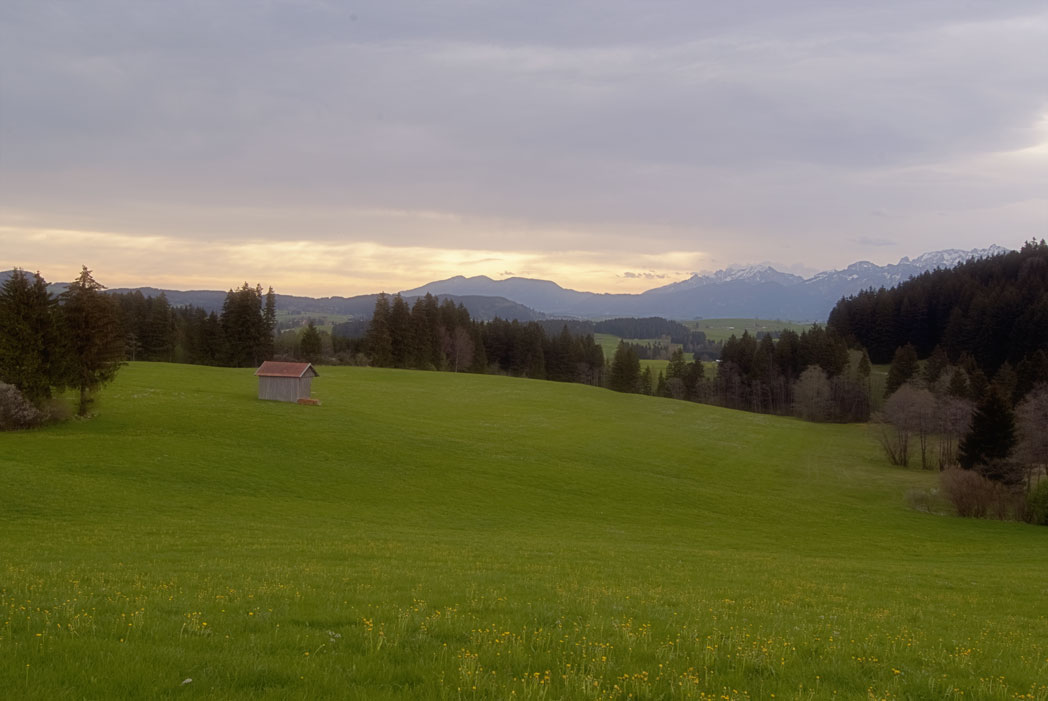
593 334 674 389
687 318 813 342
593 333 668 359
2 364 1047 699
274 311 353 333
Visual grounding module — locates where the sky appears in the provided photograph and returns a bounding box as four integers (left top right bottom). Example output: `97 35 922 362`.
1 1 1046 296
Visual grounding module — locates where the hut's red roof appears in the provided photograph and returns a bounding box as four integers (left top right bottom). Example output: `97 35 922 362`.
254 361 318 378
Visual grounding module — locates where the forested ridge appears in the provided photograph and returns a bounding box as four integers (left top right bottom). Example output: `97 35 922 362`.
828 239 1048 372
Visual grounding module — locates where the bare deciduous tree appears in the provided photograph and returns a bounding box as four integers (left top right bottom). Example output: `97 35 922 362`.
936 394 974 470
1016 384 1048 487
877 383 937 468
793 366 831 421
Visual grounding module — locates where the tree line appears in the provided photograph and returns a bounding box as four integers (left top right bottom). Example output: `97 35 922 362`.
1 270 282 427
603 325 871 423
341 293 607 385
111 283 277 368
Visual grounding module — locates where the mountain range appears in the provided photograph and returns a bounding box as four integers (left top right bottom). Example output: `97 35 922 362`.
1 245 1011 323
401 245 1011 321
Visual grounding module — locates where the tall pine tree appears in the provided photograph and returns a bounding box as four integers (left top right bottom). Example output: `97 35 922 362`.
0 269 64 404
59 267 125 416
958 385 1016 474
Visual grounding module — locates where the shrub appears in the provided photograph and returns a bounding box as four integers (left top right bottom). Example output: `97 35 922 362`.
940 468 1025 520
1028 480 1048 526
941 469 992 518
904 487 946 515
0 382 43 430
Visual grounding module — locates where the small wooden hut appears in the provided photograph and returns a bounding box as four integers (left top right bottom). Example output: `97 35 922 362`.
254 361 318 402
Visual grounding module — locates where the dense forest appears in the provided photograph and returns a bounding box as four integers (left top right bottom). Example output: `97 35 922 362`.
353 293 607 385
828 240 1048 374
713 325 869 421
110 284 277 368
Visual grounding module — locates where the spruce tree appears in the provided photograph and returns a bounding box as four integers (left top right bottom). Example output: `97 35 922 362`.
220 283 265 368
947 367 970 398
262 287 277 361
609 342 641 393
0 269 63 404
299 321 322 364
59 267 125 416
885 343 919 397
640 365 654 396
923 345 949 386
142 293 175 361
958 385 1016 474
388 294 414 368
365 294 393 367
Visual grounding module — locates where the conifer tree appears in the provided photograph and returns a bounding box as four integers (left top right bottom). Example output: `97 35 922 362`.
958 385 1016 474
262 287 277 361
299 320 322 364
388 294 414 368
59 267 125 416
609 342 641 393
365 294 393 367
0 269 63 404
220 283 266 368
142 292 175 361
947 367 970 398
885 343 919 397
923 345 949 386
640 365 654 396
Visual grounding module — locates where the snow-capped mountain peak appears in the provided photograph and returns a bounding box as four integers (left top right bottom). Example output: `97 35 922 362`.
907 245 1010 270
644 264 804 295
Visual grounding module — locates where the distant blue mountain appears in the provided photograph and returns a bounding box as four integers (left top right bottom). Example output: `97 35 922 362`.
401 246 1011 321
3 245 1010 322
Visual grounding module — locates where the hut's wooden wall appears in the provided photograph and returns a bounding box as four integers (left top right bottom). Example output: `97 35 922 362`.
258 376 306 402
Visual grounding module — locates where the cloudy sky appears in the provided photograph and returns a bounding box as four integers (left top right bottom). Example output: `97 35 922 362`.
1 1 1046 296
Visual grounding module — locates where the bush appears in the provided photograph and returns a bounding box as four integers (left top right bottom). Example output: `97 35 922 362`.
0 382 43 430
904 487 947 515
1028 480 1048 526
940 468 1025 520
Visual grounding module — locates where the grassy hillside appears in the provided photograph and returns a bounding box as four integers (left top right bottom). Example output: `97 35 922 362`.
2 364 1046 699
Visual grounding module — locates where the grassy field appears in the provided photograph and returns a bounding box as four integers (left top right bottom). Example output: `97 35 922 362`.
593 333 670 359
274 312 353 334
2 364 1047 699
687 319 813 343
595 334 673 387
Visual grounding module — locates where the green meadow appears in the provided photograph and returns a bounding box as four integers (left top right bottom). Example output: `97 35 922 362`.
593 334 672 387
594 333 661 358
2 364 1047 699
687 319 813 343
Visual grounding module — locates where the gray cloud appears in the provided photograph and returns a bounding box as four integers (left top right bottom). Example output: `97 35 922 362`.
1 0 1046 284
620 271 671 280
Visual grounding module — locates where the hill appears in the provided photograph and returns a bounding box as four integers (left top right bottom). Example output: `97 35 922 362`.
2 363 1046 698
0 271 545 322
105 288 546 322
